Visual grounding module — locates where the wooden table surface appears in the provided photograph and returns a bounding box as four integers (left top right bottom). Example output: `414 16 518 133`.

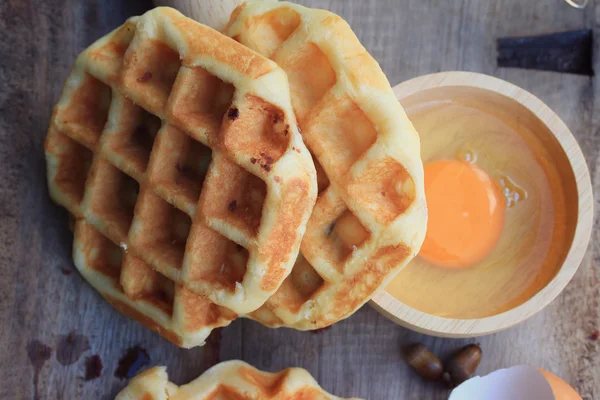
0 0 598 399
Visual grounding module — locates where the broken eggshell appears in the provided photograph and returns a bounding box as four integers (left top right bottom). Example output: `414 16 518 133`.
449 365 582 400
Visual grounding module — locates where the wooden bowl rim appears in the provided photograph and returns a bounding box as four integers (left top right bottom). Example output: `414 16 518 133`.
370 71 594 337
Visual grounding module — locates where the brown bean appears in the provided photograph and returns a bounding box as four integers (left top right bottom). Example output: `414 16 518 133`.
443 344 483 387
402 343 444 381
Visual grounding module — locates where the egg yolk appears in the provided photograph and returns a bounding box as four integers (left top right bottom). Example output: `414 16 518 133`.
420 160 505 268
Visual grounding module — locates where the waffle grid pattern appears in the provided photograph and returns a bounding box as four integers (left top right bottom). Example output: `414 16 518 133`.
46 7 316 347
115 361 362 400
227 1 428 329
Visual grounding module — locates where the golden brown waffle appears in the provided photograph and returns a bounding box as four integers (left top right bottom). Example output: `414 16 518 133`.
115 360 362 400
226 1 427 329
45 7 317 347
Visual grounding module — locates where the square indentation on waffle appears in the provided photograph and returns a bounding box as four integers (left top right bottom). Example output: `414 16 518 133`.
167 66 234 141
121 253 175 316
347 156 416 224
130 189 192 278
277 255 324 313
274 42 337 122
300 189 371 278
87 159 140 243
184 222 249 293
55 73 112 149
176 286 237 335
200 153 266 242
235 7 301 58
149 125 212 216
303 94 376 178
77 222 124 281
46 127 94 210
103 94 162 178
86 21 136 84
219 94 289 166
121 38 181 114
322 209 370 273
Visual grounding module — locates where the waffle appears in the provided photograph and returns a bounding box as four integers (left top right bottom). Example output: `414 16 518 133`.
225 1 427 329
45 7 317 347
115 360 362 400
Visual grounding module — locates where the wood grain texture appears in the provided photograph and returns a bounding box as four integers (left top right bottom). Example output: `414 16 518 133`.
0 0 598 399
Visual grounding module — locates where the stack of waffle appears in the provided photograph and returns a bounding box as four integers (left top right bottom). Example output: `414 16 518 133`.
46 2 426 348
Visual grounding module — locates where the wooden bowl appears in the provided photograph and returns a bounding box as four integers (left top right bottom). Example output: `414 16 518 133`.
370 71 593 337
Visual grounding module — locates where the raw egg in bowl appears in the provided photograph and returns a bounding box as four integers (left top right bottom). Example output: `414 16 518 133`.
370 72 593 337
